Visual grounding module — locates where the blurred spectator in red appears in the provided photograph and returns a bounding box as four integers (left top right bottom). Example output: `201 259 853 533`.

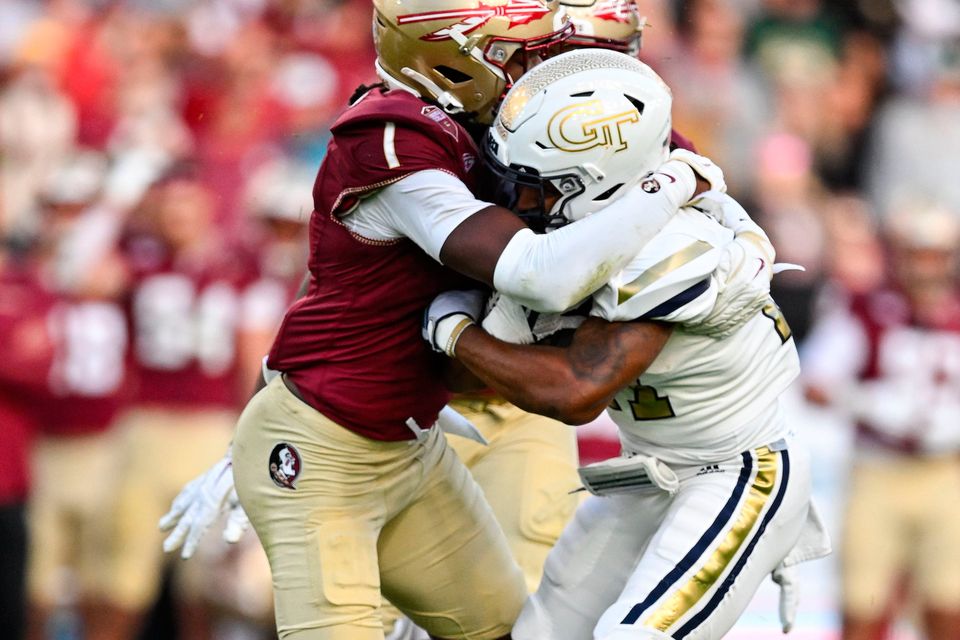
0 237 58 640
803 203 960 640
818 194 887 297
23 151 132 640
99 170 262 640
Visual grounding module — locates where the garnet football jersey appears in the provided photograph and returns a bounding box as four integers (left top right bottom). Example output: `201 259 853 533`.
268 88 480 440
125 235 258 409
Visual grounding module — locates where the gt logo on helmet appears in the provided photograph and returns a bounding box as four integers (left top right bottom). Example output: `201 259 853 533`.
397 0 552 42
547 100 640 153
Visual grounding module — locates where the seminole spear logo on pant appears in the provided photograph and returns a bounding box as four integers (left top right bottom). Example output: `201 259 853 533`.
397 0 552 41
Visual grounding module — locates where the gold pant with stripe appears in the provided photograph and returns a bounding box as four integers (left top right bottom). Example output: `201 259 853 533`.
514 441 812 640
842 455 960 618
232 378 527 640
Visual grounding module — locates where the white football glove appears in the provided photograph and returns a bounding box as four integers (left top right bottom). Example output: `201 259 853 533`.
771 562 799 634
483 293 587 345
668 149 726 195
482 293 536 345
159 451 249 559
422 289 485 357
682 192 777 338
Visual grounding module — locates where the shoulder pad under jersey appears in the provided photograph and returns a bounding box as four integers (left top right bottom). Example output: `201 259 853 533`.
591 208 733 322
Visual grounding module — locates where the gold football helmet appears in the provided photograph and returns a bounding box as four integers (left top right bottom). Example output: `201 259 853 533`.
373 0 573 123
560 0 644 56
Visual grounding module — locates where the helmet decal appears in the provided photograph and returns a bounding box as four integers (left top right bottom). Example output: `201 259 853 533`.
547 100 640 152
592 0 637 24
397 0 553 41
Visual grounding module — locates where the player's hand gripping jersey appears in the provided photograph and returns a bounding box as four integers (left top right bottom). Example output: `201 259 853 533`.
592 200 800 465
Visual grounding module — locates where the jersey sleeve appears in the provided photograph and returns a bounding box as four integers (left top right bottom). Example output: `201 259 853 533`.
590 210 731 323
345 169 490 261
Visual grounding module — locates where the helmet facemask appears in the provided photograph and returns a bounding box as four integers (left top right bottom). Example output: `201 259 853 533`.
483 134 585 231
486 48 673 230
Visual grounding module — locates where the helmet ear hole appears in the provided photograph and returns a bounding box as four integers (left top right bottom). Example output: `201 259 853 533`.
433 65 474 85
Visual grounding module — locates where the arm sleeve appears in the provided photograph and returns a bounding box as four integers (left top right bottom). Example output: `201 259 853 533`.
493 162 698 313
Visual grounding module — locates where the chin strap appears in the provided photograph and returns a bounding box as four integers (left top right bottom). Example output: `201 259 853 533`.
374 58 467 115
400 67 466 113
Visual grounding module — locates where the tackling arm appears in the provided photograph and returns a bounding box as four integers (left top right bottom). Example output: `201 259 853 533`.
452 318 672 425
441 159 714 313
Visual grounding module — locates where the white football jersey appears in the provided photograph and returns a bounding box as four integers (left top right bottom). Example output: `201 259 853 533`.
591 208 800 465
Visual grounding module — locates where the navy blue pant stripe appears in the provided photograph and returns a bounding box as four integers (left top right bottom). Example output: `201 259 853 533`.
672 449 791 639
620 451 754 625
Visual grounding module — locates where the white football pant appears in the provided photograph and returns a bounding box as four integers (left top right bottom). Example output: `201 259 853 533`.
513 441 811 640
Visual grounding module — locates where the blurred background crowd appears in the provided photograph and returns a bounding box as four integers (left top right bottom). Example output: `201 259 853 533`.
1 0 959 638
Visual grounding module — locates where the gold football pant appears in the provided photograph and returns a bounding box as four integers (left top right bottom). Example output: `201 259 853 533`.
104 407 234 610
842 455 960 618
446 399 581 593
28 430 120 606
232 378 527 640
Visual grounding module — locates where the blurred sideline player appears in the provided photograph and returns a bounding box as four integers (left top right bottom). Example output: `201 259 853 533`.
158 0 726 638
97 172 276 640
423 50 830 639
803 204 960 640
23 153 131 640
0 238 58 640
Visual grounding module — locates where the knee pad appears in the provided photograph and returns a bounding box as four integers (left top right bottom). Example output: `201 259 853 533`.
596 626 673 640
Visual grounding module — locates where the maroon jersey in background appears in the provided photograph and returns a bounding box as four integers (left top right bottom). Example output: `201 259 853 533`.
268 89 479 441
0 264 57 502
848 287 960 453
124 236 259 409
33 299 130 437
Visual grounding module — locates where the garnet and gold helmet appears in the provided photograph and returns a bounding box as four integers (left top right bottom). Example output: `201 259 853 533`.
373 0 573 124
561 0 644 56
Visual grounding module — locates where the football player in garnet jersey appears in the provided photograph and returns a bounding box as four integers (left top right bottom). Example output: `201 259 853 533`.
158 0 726 638
423 50 829 640
804 205 960 640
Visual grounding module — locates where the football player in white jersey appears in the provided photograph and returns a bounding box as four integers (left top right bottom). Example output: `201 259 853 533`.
422 49 830 640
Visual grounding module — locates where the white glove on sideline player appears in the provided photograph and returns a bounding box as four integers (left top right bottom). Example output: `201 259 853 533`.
159 451 249 559
422 289 485 356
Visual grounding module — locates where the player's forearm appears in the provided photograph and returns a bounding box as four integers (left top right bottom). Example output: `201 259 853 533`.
453 318 672 425
453 326 610 424
492 165 698 313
